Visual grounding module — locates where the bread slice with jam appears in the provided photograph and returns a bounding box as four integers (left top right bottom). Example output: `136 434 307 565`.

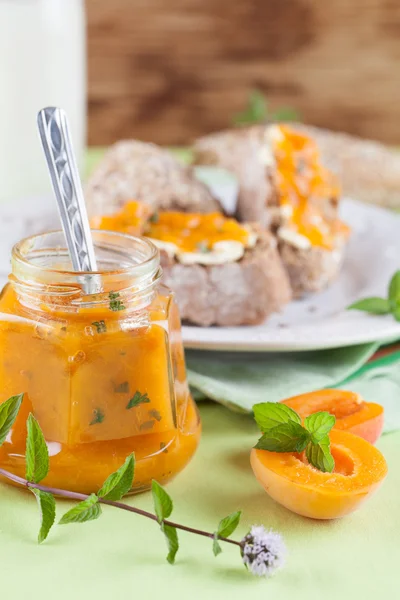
194 124 350 297
92 203 292 327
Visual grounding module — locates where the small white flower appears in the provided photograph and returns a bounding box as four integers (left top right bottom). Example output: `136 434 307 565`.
241 525 286 578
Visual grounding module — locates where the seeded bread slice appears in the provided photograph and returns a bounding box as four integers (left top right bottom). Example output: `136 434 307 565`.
85 140 221 217
193 125 347 297
160 231 292 327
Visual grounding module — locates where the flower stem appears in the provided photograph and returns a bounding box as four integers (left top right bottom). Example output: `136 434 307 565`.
0 467 241 548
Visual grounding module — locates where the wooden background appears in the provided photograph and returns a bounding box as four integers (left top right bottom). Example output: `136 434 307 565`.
86 0 400 146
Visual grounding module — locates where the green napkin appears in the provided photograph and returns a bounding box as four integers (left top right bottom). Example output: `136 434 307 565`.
187 343 400 434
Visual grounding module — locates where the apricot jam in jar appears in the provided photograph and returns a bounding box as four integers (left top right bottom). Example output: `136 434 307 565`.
0 231 201 493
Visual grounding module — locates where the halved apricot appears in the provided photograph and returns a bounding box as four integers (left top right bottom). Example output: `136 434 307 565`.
251 429 387 519
281 389 384 444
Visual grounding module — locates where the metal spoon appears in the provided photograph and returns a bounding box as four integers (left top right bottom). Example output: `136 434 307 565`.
37 107 101 294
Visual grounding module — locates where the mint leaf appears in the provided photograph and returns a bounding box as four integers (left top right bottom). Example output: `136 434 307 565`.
217 510 241 538
306 436 335 473
213 534 222 557
59 494 101 524
0 394 24 446
304 412 336 444
272 106 300 122
90 408 105 425
253 402 301 432
152 480 173 523
393 305 400 322
255 421 310 452
161 523 179 564
233 90 267 125
30 489 56 543
127 391 150 409
348 297 390 315
389 271 400 309
109 291 125 312
26 414 49 484
97 454 135 501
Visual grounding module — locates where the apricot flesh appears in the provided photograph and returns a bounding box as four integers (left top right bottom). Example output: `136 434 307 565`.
251 429 387 519
281 389 384 444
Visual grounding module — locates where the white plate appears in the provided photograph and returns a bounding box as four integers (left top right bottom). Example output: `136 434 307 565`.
1 181 399 353
182 199 400 351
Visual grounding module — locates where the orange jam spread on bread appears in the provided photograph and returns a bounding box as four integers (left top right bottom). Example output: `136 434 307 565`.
271 125 350 249
145 211 251 252
91 201 151 237
93 203 252 253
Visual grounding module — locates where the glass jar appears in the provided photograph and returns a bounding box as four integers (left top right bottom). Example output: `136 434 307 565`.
0 0 86 201
0 231 201 493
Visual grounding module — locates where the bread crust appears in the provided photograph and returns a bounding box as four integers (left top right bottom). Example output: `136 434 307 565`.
86 140 221 216
279 235 347 298
160 231 292 326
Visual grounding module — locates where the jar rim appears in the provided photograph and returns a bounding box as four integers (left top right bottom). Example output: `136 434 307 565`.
12 229 160 279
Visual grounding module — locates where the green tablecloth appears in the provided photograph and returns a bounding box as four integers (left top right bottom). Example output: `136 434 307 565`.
0 403 398 600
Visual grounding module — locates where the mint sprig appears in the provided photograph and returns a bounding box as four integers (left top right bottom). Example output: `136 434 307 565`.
348 270 400 321
253 401 336 473
233 90 300 126
0 394 286 577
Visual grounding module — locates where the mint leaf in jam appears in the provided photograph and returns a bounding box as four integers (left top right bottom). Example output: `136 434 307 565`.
97 454 135 501
304 412 336 444
160 442 168 454
217 510 241 539
92 320 107 333
126 391 150 409
161 523 179 564
26 413 49 484
109 291 125 312
149 409 162 422
90 408 105 425
306 436 335 473
253 402 301 432
139 420 155 431
30 489 56 543
0 394 24 446
152 480 173 523
59 494 101 524
348 297 390 315
114 381 130 394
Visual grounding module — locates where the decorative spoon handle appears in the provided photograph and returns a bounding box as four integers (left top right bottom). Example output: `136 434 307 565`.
37 107 100 293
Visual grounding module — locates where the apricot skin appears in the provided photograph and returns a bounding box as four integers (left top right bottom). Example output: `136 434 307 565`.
251 430 387 520
281 389 384 444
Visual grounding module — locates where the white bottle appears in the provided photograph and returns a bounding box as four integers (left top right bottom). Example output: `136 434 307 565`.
0 0 86 202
